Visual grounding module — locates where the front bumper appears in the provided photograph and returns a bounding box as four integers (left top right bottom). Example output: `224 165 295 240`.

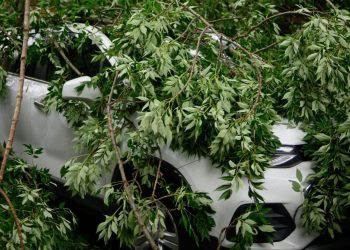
179 159 318 250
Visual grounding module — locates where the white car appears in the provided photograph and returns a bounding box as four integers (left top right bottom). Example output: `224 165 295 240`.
0 24 318 249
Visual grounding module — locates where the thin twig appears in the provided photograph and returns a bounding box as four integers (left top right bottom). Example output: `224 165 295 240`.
215 34 224 72
152 148 162 199
174 17 197 42
50 35 83 76
181 4 263 114
209 16 243 23
106 74 159 250
233 11 311 41
0 187 24 250
85 16 114 25
172 26 208 99
253 41 278 54
216 218 239 250
325 0 337 10
249 63 263 115
217 227 228 250
123 116 137 130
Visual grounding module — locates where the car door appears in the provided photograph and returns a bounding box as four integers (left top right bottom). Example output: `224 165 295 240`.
0 36 73 180
0 28 111 182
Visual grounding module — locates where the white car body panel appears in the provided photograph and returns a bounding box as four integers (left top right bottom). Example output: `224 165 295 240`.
272 122 306 145
0 24 318 249
62 76 102 102
1 74 74 178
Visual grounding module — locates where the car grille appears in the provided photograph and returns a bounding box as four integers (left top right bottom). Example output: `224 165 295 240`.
226 203 296 243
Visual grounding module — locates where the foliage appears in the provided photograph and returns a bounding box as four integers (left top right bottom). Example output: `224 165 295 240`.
54 1 279 248
99 184 215 248
1 0 350 249
0 145 77 250
228 205 275 250
277 9 350 237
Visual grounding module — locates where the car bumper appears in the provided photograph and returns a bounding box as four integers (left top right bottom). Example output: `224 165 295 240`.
178 159 317 250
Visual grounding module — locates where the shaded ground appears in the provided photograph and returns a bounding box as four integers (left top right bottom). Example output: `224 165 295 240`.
53 193 115 250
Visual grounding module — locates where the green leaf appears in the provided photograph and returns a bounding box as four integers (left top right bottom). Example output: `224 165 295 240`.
242 222 253 236
307 53 318 61
291 180 301 192
215 184 231 192
314 133 331 142
219 189 232 200
111 221 118 235
308 44 321 50
339 37 348 48
140 24 147 35
258 224 275 233
236 220 242 235
245 219 256 225
317 144 330 153
296 169 303 182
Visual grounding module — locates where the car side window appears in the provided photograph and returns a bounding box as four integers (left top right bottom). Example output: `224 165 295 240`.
8 44 56 82
8 32 110 82
57 33 111 79
66 39 105 77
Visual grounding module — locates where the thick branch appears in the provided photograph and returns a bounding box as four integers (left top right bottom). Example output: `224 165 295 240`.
0 0 31 185
0 1 31 248
0 188 24 250
106 74 159 250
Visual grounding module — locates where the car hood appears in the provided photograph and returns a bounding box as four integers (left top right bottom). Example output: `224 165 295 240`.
272 122 306 145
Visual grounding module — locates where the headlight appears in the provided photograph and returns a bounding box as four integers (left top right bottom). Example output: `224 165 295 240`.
271 146 302 168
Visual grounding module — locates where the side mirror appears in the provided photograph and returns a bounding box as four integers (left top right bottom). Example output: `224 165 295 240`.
62 76 101 102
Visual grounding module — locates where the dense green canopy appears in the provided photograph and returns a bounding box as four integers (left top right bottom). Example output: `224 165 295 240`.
1 0 349 249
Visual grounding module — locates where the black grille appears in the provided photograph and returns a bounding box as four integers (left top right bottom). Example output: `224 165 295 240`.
226 203 296 243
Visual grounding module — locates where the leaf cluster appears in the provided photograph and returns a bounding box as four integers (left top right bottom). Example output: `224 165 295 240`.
277 9 350 238
0 148 77 250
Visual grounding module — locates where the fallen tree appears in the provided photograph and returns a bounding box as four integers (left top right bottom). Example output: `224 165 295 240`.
0 0 349 249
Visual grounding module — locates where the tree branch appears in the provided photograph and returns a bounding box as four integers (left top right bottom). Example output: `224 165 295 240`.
325 0 337 10
0 0 30 184
85 16 114 25
172 26 208 99
233 11 311 41
253 41 278 54
0 1 31 248
50 34 83 76
152 147 162 199
181 4 263 114
0 187 24 250
216 218 238 250
106 74 159 250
